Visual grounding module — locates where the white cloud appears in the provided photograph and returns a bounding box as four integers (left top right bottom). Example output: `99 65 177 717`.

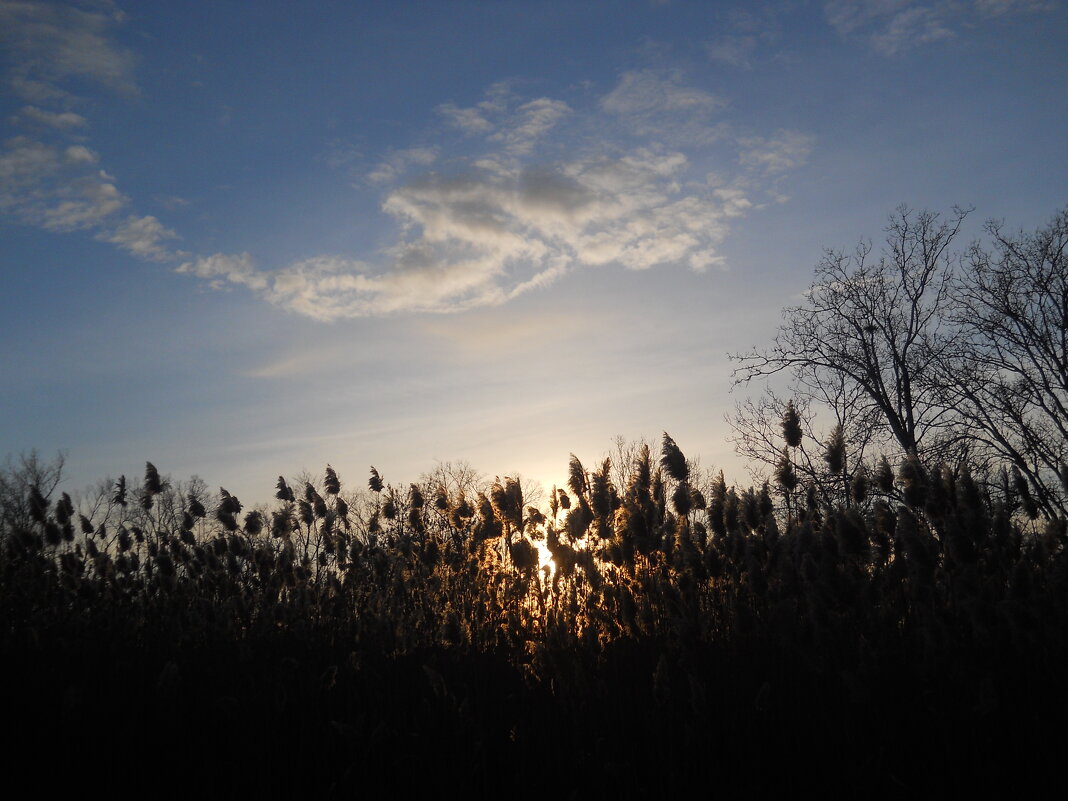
601 69 722 116
180 149 743 319
40 174 125 230
179 77 812 320
0 137 125 230
488 98 571 156
436 80 512 136
0 6 189 266
871 5 954 53
177 253 268 292
436 86 570 158
64 144 97 165
974 0 1056 15
437 102 495 135
0 136 62 196
738 130 814 174
823 0 1055 54
15 105 88 128
705 36 758 68
599 70 726 145
97 215 180 261
366 146 439 184
0 0 136 101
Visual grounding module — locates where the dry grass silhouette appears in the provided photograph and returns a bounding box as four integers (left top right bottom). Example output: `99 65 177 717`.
3 433 1067 796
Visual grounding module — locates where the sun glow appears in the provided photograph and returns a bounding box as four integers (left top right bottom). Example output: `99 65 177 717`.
534 538 556 574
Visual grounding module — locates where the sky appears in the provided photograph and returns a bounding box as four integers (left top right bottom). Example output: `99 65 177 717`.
1 0 1066 505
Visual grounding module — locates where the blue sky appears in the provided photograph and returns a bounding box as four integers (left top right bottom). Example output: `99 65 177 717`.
2 0 1066 503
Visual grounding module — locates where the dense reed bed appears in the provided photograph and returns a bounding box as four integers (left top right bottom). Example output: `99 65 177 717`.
3 437 1066 797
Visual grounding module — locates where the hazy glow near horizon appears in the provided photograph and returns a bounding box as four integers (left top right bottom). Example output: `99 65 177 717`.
1 0 1066 504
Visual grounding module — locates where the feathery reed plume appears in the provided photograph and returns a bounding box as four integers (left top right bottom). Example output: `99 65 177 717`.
298 499 314 527
144 462 164 495
368 467 384 493
629 443 651 494
782 401 803 448
433 484 449 512
567 455 587 498
187 493 207 519
324 465 341 496
660 433 689 483
275 476 295 502
671 482 692 517
218 488 241 515
217 488 241 531
775 448 798 493
53 492 70 525
271 507 293 538
850 466 869 504
708 471 727 538
824 425 846 475
898 454 927 509
590 459 612 518
875 456 894 494
308 485 328 518
510 539 537 573
244 511 263 536
409 484 424 509
112 475 127 507
382 492 397 520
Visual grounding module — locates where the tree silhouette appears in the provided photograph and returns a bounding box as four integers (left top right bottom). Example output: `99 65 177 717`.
731 205 971 467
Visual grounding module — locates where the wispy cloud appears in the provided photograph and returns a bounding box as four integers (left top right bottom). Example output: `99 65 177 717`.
823 0 1057 54
0 136 126 229
177 252 268 291
437 80 511 135
180 150 739 320
599 69 725 145
13 105 88 129
489 97 571 156
824 1 953 54
0 0 136 102
601 70 722 116
974 0 1057 15
705 36 759 68
738 130 815 174
366 146 439 184
180 74 813 321
0 2 185 264
97 214 182 261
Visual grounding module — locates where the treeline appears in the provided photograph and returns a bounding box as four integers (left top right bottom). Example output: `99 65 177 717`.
2 435 1067 796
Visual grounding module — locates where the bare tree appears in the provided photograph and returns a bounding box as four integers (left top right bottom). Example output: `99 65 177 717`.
730 205 972 473
941 207 1068 517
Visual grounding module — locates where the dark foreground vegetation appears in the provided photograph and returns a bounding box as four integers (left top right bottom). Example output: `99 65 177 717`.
3 438 1067 799
6 205 1067 797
